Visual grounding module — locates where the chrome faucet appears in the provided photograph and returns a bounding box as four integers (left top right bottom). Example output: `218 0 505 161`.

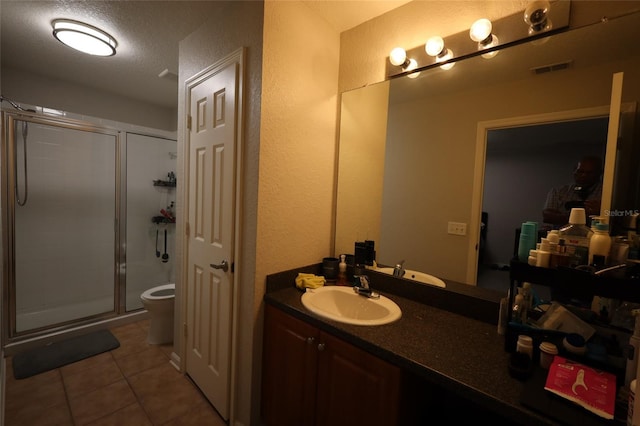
393 260 405 278
353 275 379 299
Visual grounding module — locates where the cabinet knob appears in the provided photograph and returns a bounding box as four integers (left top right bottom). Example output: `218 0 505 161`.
317 343 325 351
306 337 315 345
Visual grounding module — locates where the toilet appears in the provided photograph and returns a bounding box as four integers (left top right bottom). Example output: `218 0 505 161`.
140 283 175 344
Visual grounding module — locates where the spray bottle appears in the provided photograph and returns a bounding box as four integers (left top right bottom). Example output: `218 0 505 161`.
626 309 640 388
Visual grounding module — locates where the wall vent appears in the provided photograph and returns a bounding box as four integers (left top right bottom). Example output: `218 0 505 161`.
530 60 573 75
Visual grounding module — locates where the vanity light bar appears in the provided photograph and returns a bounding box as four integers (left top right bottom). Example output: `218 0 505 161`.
386 0 570 79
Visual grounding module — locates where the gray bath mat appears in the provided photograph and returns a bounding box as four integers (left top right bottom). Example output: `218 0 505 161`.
12 329 120 379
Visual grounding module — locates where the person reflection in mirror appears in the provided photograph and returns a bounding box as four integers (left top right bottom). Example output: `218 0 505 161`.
543 156 603 227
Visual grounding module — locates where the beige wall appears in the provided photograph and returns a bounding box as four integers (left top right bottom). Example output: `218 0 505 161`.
258 0 340 279
253 2 341 421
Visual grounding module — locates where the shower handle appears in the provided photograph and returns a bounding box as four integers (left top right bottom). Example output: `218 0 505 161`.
161 229 169 263
210 260 229 272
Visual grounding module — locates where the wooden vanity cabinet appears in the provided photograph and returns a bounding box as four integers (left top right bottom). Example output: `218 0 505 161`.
262 304 401 426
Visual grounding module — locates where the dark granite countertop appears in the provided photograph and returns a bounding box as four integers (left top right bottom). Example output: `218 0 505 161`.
264 265 621 426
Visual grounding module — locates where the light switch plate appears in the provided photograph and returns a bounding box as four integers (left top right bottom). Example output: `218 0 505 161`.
447 221 467 236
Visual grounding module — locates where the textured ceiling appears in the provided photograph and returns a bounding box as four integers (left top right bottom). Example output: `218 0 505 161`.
0 0 410 109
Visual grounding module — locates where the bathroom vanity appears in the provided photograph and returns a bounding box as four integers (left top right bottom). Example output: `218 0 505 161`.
262 303 401 426
262 266 569 426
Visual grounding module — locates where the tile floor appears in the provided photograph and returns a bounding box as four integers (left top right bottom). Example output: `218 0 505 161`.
3 319 227 425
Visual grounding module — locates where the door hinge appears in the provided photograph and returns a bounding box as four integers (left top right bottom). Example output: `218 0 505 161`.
185 221 190 237
183 322 188 338
187 115 192 130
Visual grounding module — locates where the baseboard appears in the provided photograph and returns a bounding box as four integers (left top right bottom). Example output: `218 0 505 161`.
169 351 181 371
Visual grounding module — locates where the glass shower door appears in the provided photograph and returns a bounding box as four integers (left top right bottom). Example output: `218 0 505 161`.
11 118 119 334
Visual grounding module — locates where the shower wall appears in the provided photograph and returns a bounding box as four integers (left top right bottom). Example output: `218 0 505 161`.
126 133 177 311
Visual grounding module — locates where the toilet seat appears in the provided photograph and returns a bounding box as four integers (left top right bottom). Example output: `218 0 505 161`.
141 283 175 301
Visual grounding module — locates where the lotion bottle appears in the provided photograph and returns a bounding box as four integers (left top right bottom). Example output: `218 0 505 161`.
337 254 348 285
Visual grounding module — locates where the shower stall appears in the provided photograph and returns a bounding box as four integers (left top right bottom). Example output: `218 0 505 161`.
1 107 176 346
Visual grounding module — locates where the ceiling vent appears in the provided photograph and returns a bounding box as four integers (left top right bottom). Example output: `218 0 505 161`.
530 60 573 75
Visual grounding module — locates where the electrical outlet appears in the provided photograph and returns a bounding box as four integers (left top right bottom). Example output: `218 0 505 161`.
447 221 467 236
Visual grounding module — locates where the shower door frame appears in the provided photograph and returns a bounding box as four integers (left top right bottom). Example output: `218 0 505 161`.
1 110 127 343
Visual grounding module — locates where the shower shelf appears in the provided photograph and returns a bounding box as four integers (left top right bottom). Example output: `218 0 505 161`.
153 180 176 187
152 216 175 224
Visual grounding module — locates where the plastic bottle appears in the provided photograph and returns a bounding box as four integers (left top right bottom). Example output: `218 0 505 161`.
518 221 538 262
516 335 534 358
547 230 559 253
536 238 551 268
337 254 348 285
589 222 612 265
547 229 560 245
559 208 593 266
521 282 533 313
512 294 527 324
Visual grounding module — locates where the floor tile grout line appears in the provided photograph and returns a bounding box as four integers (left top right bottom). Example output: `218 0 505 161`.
58 367 77 425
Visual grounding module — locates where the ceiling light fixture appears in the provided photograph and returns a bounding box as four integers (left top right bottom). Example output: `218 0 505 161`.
52 19 117 56
469 18 500 59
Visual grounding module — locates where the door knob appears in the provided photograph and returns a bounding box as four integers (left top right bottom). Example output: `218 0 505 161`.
317 343 326 351
210 260 229 272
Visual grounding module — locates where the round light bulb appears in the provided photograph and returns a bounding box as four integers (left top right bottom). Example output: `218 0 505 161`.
524 0 550 29
436 49 455 70
389 47 407 66
406 59 420 79
479 34 499 58
425 36 444 57
470 18 492 42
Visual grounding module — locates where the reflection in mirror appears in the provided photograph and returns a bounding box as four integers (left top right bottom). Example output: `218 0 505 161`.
336 10 640 289
480 119 608 287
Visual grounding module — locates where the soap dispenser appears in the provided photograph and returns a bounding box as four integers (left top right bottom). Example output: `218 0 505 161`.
337 254 348 286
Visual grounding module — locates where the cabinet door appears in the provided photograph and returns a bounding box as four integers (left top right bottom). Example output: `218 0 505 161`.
315 331 401 426
262 304 319 426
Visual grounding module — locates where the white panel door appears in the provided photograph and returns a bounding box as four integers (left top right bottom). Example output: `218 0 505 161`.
185 58 238 421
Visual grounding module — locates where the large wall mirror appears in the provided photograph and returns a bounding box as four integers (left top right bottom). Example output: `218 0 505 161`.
335 9 640 287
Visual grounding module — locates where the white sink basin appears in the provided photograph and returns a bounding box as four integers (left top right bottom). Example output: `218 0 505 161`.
301 286 401 326
372 267 446 288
